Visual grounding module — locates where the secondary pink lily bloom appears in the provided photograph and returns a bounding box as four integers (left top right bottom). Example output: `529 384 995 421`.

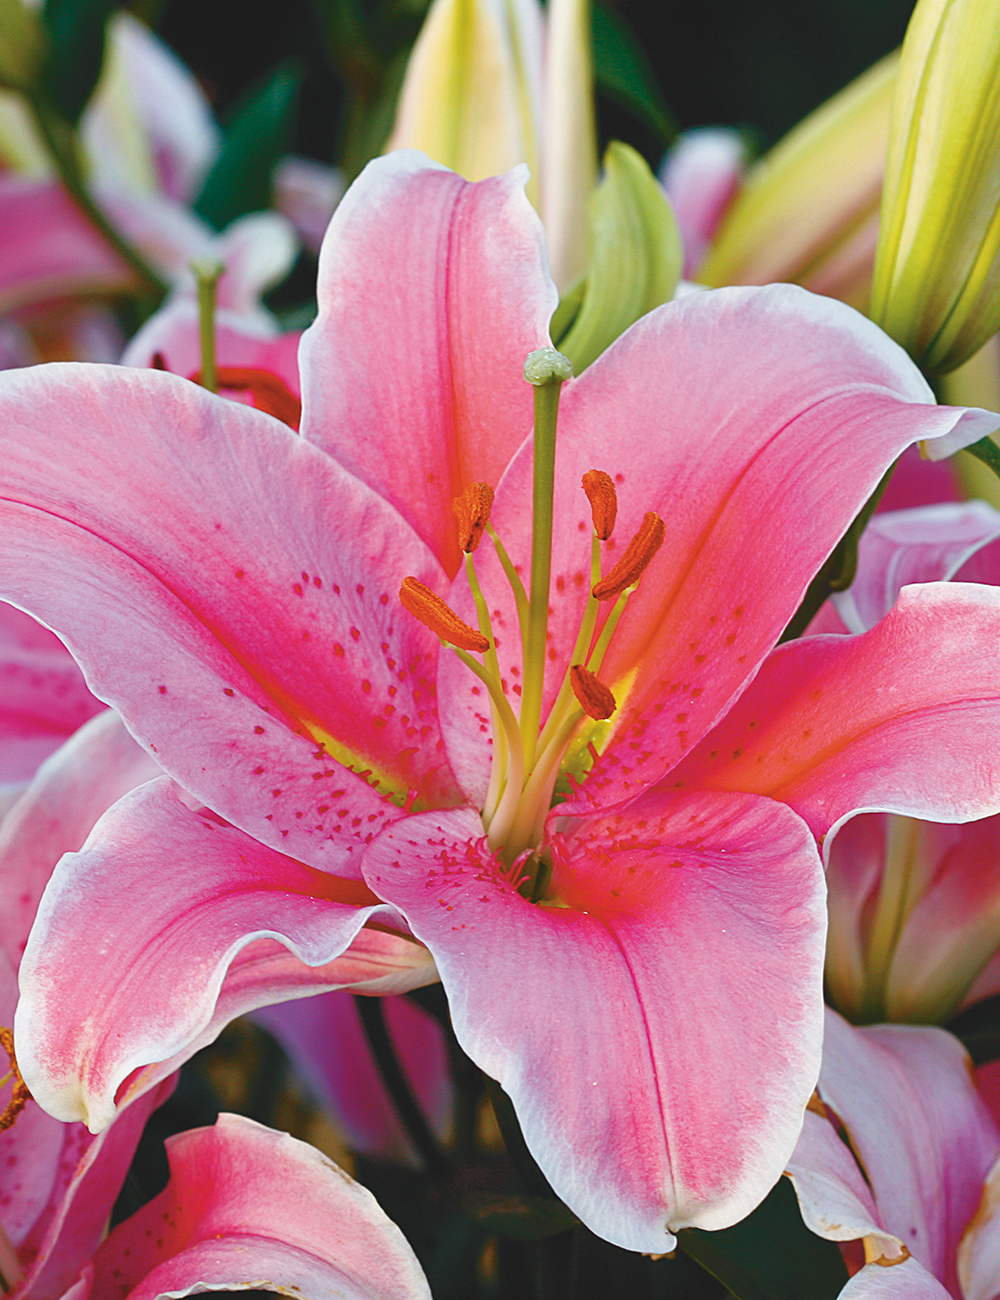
4 153 1000 1253
787 1008 1000 1299
659 128 745 278
78 1113 432 1300
804 500 1000 1024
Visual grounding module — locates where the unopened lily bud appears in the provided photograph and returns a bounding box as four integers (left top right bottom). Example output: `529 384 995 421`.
524 347 573 386
386 0 543 206
399 577 490 653
592 512 665 601
871 0 1000 374
452 481 495 553
570 664 616 720
0 0 45 94
700 52 896 312
581 469 617 540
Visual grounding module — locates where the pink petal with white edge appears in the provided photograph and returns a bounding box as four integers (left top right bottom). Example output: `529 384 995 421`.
255 991 451 1162
671 583 1000 845
0 363 461 872
818 1010 1000 1292
659 128 745 277
810 501 1000 636
15 778 427 1131
877 444 960 513
785 1111 901 1261
89 1114 431 1300
442 283 996 808
362 790 826 1251
0 178 131 314
0 708 160 969
958 1154 1000 1300
839 1259 952 1298
299 151 556 575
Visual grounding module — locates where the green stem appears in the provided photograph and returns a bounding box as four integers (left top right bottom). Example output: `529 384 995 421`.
27 94 167 304
192 260 224 393
965 433 1000 479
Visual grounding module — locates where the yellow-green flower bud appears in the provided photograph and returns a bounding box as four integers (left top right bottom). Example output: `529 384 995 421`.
871 0 1000 375
553 141 681 374
386 0 542 206
0 0 45 95
699 52 896 311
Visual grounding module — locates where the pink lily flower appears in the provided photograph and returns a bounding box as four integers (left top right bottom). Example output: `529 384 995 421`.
77 1112 432 1300
802 500 1000 1024
2 153 1000 1252
786 1008 1000 1299
658 128 745 279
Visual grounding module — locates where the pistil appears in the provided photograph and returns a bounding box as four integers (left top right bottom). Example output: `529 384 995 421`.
191 258 224 395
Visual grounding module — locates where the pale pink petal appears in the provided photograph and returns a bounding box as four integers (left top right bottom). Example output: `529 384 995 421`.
659 128 745 277
820 502 1000 635
213 213 298 317
96 190 214 284
362 790 826 1251
120 300 299 393
823 813 888 1024
839 1259 952 1299
15 779 425 1131
818 1010 1000 1292
0 363 461 871
275 156 345 254
785 1111 900 1259
299 151 556 573
81 13 219 203
671 583 1000 844
0 177 131 313
89 1114 431 1300
0 709 159 968
440 284 994 808
255 991 451 1161
958 1154 1000 1300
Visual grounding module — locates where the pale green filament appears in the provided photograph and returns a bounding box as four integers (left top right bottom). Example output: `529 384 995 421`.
464 552 508 824
451 645 525 849
192 258 224 394
536 531 602 757
860 816 924 1021
486 522 529 661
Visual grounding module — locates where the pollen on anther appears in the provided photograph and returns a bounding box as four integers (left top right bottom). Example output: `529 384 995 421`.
582 469 618 540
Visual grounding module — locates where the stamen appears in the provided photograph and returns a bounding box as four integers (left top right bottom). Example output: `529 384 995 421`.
191 258 224 395
486 522 529 659
592 511 666 600
582 469 617 540
188 367 302 430
0 1027 30 1134
453 482 495 553
399 578 490 652
570 664 616 719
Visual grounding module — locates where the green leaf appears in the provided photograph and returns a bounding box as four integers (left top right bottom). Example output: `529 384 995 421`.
557 140 682 374
591 0 676 146
194 61 302 232
678 1176 848 1300
41 0 119 123
947 993 1000 1065
461 1192 581 1241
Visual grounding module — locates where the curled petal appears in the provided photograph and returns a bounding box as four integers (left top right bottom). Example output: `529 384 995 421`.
362 790 825 1250
16 779 427 1131
90 1114 432 1300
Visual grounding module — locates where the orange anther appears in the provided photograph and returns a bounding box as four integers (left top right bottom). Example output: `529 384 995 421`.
570 664 617 719
0 1028 30 1133
592 512 666 601
188 367 302 430
452 482 495 553
581 470 617 540
400 577 490 652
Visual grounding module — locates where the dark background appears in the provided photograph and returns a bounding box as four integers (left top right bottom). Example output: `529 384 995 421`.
154 0 917 169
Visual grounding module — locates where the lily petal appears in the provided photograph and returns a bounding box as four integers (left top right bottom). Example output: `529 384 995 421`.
672 583 1000 844
299 151 556 574
362 789 825 1250
0 709 159 969
16 779 426 1131
0 363 461 870
89 1114 432 1300
839 1258 952 1298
